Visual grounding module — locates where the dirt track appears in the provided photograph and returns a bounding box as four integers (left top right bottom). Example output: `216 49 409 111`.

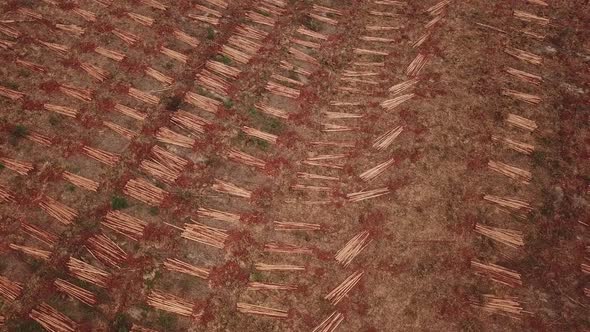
0 0 588 331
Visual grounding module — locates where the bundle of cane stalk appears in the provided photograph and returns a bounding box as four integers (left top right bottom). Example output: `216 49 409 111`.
219 45 251 64
412 31 431 48
266 81 300 99
178 221 228 249
501 89 542 105
470 294 525 318
292 184 332 191
471 260 522 288
16 58 47 73
145 67 173 85
9 243 51 261
406 53 429 76
425 15 443 29
115 103 147 121
505 67 542 85
43 104 78 118
488 161 531 184
171 110 210 135
129 87 160 105
184 91 220 113
127 12 154 26
492 135 534 155
292 37 320 49
104 121 137 140
236 24 268 40
322 123 358 133
302 160 343 170
156 127 195 148
82 146 120 166
246 11 276 26
80 62 108 81
335 231 372 267
140 145 188 184
237 302 288 318
197 207 240 223
0 185 14 202
67 257 110 288
297 26 327 40
86 233 127 268
147 290 196 317
0 86 25 100
17 7 42 19
56 23 85 36
248 282 297 291
227 148 266 169
212 179 252 198
0 157 33 175
54 278 97 306
21 221 57 247
253 103 288 119
313 311 344 332
297 172 339 181
347 187 390 202
197 70 230 96
30 303 77 332
484 195 532 211
0 39 15 50
360 157 396 182
0 24 20 38
264 242 313 254
309 12 338 25
124 178 168 206
174 29 199 47
140 0 167 10
0 275 23 301
359 36 396 43
38 40 69 57
112 28 138 45
26 131 52 146
504 48 542 65
581 263 590 275
103 210 147 241
242 126 278 144
389 78 419 95
131 324 159 332
189 13 219 25
373 126 404 150
475 224 524 249
513 10 549 25
228 35 262 55
205 60 240 78
255 263 305 271
353 48 388 56
289 47 319 65
39 196 78 225
274 221 321 231
72 8 97 22
325 270 364 305
310 141 355 148
272 74 304 87
427 0 451 16
164 258 210 279
63 171 99 192
195 4 222 17
160 46 187 63
280 60 311 76
506 114 537 131
95 46 125 61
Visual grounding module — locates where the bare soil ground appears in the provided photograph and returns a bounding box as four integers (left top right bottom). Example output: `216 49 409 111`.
0 0 588 331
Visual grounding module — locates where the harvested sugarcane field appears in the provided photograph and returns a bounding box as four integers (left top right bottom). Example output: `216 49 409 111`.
0 0 588 331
